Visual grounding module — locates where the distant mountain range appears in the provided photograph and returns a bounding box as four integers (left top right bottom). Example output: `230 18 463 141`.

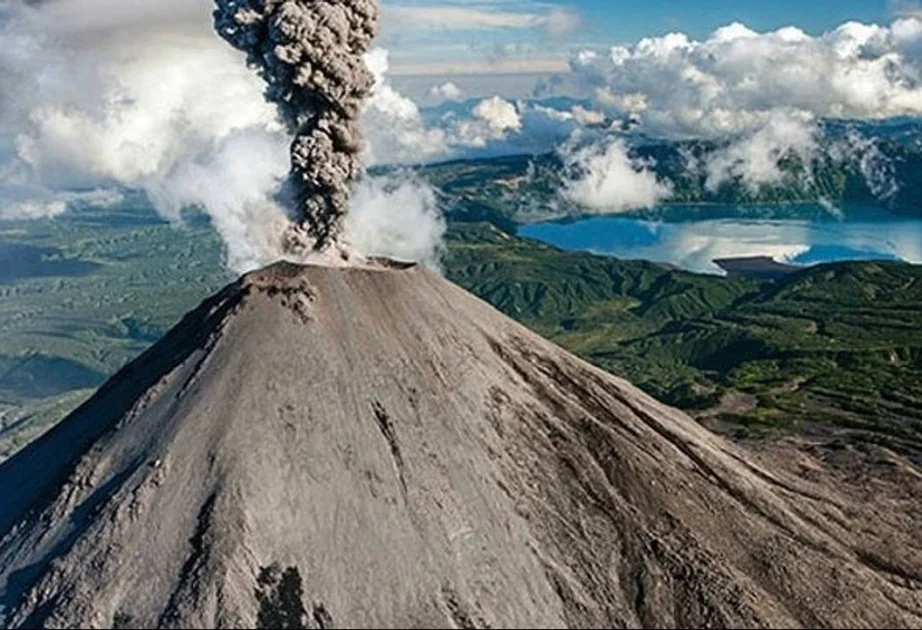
405 116 922 226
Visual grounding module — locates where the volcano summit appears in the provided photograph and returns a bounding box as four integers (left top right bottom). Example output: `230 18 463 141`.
0 263 920 628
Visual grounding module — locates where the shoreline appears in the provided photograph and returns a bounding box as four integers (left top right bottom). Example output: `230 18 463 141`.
511 203 915 228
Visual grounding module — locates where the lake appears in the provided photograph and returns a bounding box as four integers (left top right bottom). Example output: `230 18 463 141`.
518 216 922 275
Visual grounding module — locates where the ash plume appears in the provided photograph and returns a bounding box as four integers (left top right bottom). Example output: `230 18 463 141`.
213 0 379 253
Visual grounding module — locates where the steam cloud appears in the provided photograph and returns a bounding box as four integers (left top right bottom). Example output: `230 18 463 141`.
0 0 292 272
348 175 445 268
0 0 447 271
213 0 379 254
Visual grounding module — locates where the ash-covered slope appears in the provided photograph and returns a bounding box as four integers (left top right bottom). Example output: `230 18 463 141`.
1 262 920 629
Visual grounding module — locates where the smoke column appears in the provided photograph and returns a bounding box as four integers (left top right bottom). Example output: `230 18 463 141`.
213 0 379 253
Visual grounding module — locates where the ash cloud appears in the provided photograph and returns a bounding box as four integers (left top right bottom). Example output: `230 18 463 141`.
213 0 379 254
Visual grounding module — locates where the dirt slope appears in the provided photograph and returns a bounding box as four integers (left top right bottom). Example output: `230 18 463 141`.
1 262 920 629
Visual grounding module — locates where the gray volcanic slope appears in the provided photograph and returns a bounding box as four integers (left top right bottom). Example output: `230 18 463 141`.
1 262 921 629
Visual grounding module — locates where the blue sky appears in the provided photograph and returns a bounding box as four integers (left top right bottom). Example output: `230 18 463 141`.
382 0 908 77
574 0 892 41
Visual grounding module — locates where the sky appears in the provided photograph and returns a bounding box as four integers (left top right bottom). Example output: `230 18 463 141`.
382 0 903 79
1 0 921 268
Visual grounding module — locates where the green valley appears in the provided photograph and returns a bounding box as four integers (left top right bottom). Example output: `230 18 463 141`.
447 223 922 459
3 206 922 463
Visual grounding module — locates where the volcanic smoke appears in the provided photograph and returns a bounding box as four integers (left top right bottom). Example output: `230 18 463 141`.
213 0 379 254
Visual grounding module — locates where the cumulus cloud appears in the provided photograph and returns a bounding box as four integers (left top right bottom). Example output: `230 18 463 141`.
473 96 522 133
0 199 67 221
569 17 922 139
690 111 905 203
560 136 671 213
0 149 124 220
449 96 601 154
570 106 607 127
0 187 123 221
428 81 463 102
362 48 451 165
362 53 590 164
555 17 922 208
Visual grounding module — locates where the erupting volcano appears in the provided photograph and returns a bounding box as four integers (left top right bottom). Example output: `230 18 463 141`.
1 2 921 629
1 263 921 628
214 0 379 254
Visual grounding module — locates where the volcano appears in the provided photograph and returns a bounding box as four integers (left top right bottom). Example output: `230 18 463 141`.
0 262 920 628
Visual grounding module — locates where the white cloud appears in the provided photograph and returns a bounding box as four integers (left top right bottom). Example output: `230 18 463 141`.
829 128 901 200
560 136 671 213
0 0 288 271
362 53 588 164
388 6 537 30
386 56 569 76
570 106 607 126
0 200 66 220
704 111 820 192
0 187 124 221
428 81 464 102
362 48 451 165
569 17 922 139
446 96 523 149
386 4 581 37
473 96 522 132
347 175 446 268
694 111 906 201
535 7 582 38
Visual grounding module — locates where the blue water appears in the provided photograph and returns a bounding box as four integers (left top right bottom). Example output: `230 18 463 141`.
518 216 922 274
